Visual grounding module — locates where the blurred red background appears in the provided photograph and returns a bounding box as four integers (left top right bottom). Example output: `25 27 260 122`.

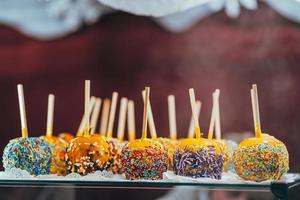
0 4 299 172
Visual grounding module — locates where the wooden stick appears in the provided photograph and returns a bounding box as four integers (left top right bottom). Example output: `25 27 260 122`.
189 88 201 139
168 95 177 140
142 87 150 139
17 84 28 138
187 101 201 138
142 90 157 139
117 97 128 141
90 98 102 134
207 90 220 140
127 100 136 142
106 92 118 138
251 89 257 136
99 98 110 136
214 89 221 140
208 92 217 140
46 94 55 137
77 96 96 136
84 80 91 136
252 84 262 138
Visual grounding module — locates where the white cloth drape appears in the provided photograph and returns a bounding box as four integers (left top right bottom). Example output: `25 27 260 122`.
0 0 299 39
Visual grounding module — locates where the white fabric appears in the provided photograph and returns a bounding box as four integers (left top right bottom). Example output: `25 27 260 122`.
155 0 257 32
155 4 213 33
266 0 300 23
97 0 210 17
0 0 111 39
0 0 299 39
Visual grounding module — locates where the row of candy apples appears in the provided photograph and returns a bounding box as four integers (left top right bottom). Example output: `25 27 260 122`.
3 81 289 182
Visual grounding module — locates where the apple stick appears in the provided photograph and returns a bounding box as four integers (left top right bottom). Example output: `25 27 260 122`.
187 101 201 138
46 94 55 137
251 89 257 136
189 88 201 139
251 84 262 138
141 87 150 139
84 80 91 136
168 95 177 140
77 96 96 136
214 89 221 140
208 90 219 140
142 90 157 139
117 97 128 141
17 84 28 138
90 98 102 134
106 92 118 138
127 100 136 142
99 98 110 135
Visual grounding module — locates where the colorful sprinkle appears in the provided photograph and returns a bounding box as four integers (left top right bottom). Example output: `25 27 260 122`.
106 138 126 174
121 144 168 180
173 146 224 179
233 135 289 182
2 137 52 176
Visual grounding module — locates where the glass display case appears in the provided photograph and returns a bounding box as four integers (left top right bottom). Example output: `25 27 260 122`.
0 173 298 199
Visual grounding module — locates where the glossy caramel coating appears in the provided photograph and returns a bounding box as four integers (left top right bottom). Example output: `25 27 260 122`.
154 137 178 170
58 133 74 143
66 135 110 175
42 135 68 176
